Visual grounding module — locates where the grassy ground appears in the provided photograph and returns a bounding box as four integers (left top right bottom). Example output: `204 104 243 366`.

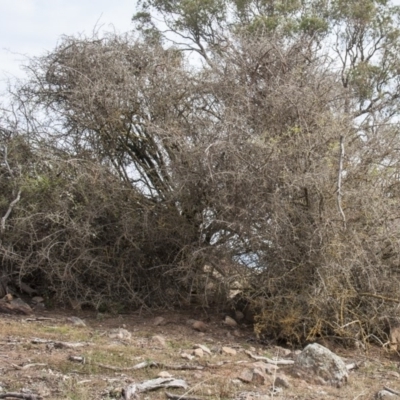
0 309 399 399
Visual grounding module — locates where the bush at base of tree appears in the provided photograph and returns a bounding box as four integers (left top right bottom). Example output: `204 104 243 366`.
1 0 400 345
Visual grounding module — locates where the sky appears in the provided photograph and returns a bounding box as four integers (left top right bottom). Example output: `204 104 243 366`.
0 0 136 88
2 0 400 88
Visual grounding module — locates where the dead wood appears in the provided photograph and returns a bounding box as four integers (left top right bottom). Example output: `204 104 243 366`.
97 360 204 371
383 386 400 396
244 350 294 365
165 392 203 400
123 378 188 400
32 338 88 348
0 393 41 399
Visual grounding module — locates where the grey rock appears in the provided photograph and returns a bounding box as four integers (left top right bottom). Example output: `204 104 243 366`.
66 316 86 327
292 343 348 387
273 374 291 388
238 368 254 383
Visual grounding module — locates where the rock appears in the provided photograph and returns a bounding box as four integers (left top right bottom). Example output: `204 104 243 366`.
2 293 12 302
265 363 279 375
252 361 278 375
108 328 132 341
375 390 397 399
273 374 291 388
193 372 203 380
273 346 292 357
158 371 172 378
192 320 208 332
193 348 204 358
0 296 32 315
18 281 37 296
252 368 268 385
152 335 167 348
233 329 242 337
222 346 237 356
236 391 269 400
235 310 245 321
33 302 45 312
387 371 400 378
153 316 166 326
224 316 238 327
238 368 254 383
389 326 400 351
292 343 348 387
194 344 212 355
32 296 44 304
66 316 86 327
181 352 194 360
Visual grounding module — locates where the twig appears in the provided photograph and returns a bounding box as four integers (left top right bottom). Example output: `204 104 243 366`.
244 350 294 365
96 361 158 371
337 135 346 230
358 292 400 303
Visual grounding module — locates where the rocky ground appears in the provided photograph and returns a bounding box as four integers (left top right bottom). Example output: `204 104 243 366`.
0 308 399 400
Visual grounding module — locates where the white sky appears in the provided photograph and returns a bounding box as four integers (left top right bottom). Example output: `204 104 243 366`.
0 0 136 87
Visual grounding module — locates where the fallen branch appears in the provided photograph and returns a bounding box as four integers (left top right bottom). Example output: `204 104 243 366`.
383 386 400 396
25 317 55 322
96 361 158 371
0 393 41 399
31 338 88 348
123 378 188 400
245 350 294 365
97 360 203 372
165 392 203 400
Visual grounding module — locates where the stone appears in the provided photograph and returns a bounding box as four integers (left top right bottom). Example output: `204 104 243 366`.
224 316 238 327
252 361 278 375
153 316 166 326
32 296 44 304
108 328 132 341
265 363 279 375
194 344 212 355
66 316 86 327
238 368 254 383
390 326 400 351
252 368 268 385
273 346 292 357
193 348 204 358
192 320 208 332
181 352 194 360
387 371 400 378
273 375 291 389
235 310 245 321
158 371 172 378
375 390 396 399
292 343 348 387
222 346 237 356
33 302 45 312
152 335 167 348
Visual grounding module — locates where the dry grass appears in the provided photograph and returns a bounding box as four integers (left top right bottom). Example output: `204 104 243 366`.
0 310 400 399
